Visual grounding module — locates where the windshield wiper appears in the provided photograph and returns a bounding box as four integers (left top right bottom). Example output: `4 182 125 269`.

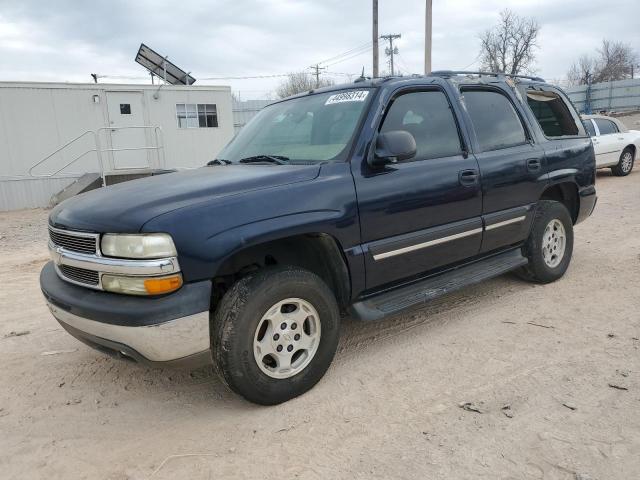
207 159 232 166
239 155 289 165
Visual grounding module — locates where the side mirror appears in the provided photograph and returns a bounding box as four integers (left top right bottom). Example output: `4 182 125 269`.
370 130 417 167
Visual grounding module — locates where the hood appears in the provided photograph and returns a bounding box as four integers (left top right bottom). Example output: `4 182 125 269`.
49 165 321 232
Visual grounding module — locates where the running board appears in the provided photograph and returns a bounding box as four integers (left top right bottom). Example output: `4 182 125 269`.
350 248 528 321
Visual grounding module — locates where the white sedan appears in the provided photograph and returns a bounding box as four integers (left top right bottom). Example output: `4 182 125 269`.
582 114 639 176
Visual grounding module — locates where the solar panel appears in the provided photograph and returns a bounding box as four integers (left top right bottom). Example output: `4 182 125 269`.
135 43 196 85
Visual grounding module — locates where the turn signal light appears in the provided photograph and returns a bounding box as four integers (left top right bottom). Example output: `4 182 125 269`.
144 274 183 295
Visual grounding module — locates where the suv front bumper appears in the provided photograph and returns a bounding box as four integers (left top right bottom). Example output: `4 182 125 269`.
40 262 212 368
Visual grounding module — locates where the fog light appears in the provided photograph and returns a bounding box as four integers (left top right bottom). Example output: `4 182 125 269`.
102 274 183 296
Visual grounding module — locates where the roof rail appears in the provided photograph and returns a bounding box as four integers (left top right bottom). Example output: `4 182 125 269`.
431 70 545 83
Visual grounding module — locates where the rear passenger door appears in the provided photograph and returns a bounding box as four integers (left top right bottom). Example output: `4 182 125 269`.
593 118 624 166
460 87 545 253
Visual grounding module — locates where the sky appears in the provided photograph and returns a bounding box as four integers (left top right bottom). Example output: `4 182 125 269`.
0 0 638 99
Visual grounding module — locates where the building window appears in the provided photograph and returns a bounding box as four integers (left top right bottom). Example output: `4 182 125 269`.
176 103 218 128
120 104 131 114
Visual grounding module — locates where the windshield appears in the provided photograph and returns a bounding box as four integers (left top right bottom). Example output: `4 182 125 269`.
217 89 373 164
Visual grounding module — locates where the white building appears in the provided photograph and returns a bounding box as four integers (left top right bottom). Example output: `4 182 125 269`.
0 81 234 211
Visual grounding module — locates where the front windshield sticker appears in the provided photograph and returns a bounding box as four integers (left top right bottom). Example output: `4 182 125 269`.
325 90 369 105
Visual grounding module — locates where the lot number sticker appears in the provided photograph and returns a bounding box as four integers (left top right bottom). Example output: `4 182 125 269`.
325 90 369 105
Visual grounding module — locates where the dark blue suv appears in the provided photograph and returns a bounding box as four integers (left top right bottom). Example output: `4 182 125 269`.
40 72 597 404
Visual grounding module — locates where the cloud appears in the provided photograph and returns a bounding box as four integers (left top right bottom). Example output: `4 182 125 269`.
0 0 637 98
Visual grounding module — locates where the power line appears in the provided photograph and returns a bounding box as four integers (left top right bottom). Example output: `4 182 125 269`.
316 40 373 66
323 45 373 68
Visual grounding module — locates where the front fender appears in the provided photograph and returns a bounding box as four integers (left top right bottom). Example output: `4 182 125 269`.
142 162 362 284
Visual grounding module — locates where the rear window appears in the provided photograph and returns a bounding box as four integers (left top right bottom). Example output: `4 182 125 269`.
526 90 579 137
462 89 527 151
594 118 618 135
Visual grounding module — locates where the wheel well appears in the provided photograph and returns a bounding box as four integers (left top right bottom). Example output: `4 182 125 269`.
212 233 351 310
540 183 579 223
624 144 636 159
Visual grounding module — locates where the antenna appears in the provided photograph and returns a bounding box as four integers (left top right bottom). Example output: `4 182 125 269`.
135 43 196 85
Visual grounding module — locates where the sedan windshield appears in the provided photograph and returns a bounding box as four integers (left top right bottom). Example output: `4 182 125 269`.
217 89 372 164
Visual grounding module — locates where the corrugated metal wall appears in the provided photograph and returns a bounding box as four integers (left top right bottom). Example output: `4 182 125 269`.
565 78 640 113
0 176 80 210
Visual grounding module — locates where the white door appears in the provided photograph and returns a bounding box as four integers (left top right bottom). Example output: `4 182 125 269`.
592 118 624 167
105 91 149 170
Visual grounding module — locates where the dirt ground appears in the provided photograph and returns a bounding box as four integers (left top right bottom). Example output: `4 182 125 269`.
1 168 639 480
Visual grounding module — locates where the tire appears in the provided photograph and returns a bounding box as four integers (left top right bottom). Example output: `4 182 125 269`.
611 147 634 176
211 266 340 405
516 200 574 284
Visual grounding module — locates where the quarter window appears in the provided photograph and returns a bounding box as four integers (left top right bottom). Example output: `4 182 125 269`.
380 91 462 160
176 103 218 128
526 90 579 137
593 118 618 135
462 90 527 151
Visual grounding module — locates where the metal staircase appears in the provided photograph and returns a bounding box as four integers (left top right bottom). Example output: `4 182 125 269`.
28 126 166 206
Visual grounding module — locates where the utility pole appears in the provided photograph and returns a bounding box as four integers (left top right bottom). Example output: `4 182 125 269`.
309 64 327 88
425 0 432 75
372 0 379 78
381 34 401 75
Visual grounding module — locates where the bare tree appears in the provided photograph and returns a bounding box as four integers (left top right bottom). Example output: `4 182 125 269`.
567 39 638 85
567 55 596 86
594 40 637 82
275 72 334 99
479 9 540 75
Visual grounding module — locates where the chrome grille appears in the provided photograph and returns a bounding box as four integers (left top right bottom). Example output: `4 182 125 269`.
49 227 97 254
58 264 100 286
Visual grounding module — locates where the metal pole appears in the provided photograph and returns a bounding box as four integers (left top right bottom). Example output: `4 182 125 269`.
373 0 379 78
425 0 432 75
163 56 168 84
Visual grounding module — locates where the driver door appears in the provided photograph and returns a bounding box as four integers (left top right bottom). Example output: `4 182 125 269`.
352 88 483 290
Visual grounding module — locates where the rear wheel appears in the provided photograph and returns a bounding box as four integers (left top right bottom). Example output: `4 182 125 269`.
611 147 634 176
517 200 574 284
211 266 340 405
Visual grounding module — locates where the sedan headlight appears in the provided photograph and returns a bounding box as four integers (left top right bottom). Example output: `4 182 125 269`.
101 233 177 259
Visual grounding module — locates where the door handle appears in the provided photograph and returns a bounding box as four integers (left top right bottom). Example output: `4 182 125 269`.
526 158 541 172
459 169 479 186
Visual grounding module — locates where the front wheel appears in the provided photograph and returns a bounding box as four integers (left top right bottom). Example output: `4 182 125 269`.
211 266 340 405
611 147 634 176
516 200 574 284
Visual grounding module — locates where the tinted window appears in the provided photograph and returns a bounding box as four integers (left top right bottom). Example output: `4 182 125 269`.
463 90 526 151
583 119 596 137
380 91 461 160
217 89 371 163
526 90 579 137
594 118 618 135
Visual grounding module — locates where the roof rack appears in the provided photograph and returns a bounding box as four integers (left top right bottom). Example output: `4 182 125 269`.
430 70 545 83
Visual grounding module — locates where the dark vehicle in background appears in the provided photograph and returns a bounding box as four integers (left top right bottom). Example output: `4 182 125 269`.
40 71 596 404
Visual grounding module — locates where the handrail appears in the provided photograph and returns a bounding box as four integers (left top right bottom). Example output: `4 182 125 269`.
28 130 98 177
28 126 165 187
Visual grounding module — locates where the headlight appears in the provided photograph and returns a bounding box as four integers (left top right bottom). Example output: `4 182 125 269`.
102 273 183 296
101 233 177 259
